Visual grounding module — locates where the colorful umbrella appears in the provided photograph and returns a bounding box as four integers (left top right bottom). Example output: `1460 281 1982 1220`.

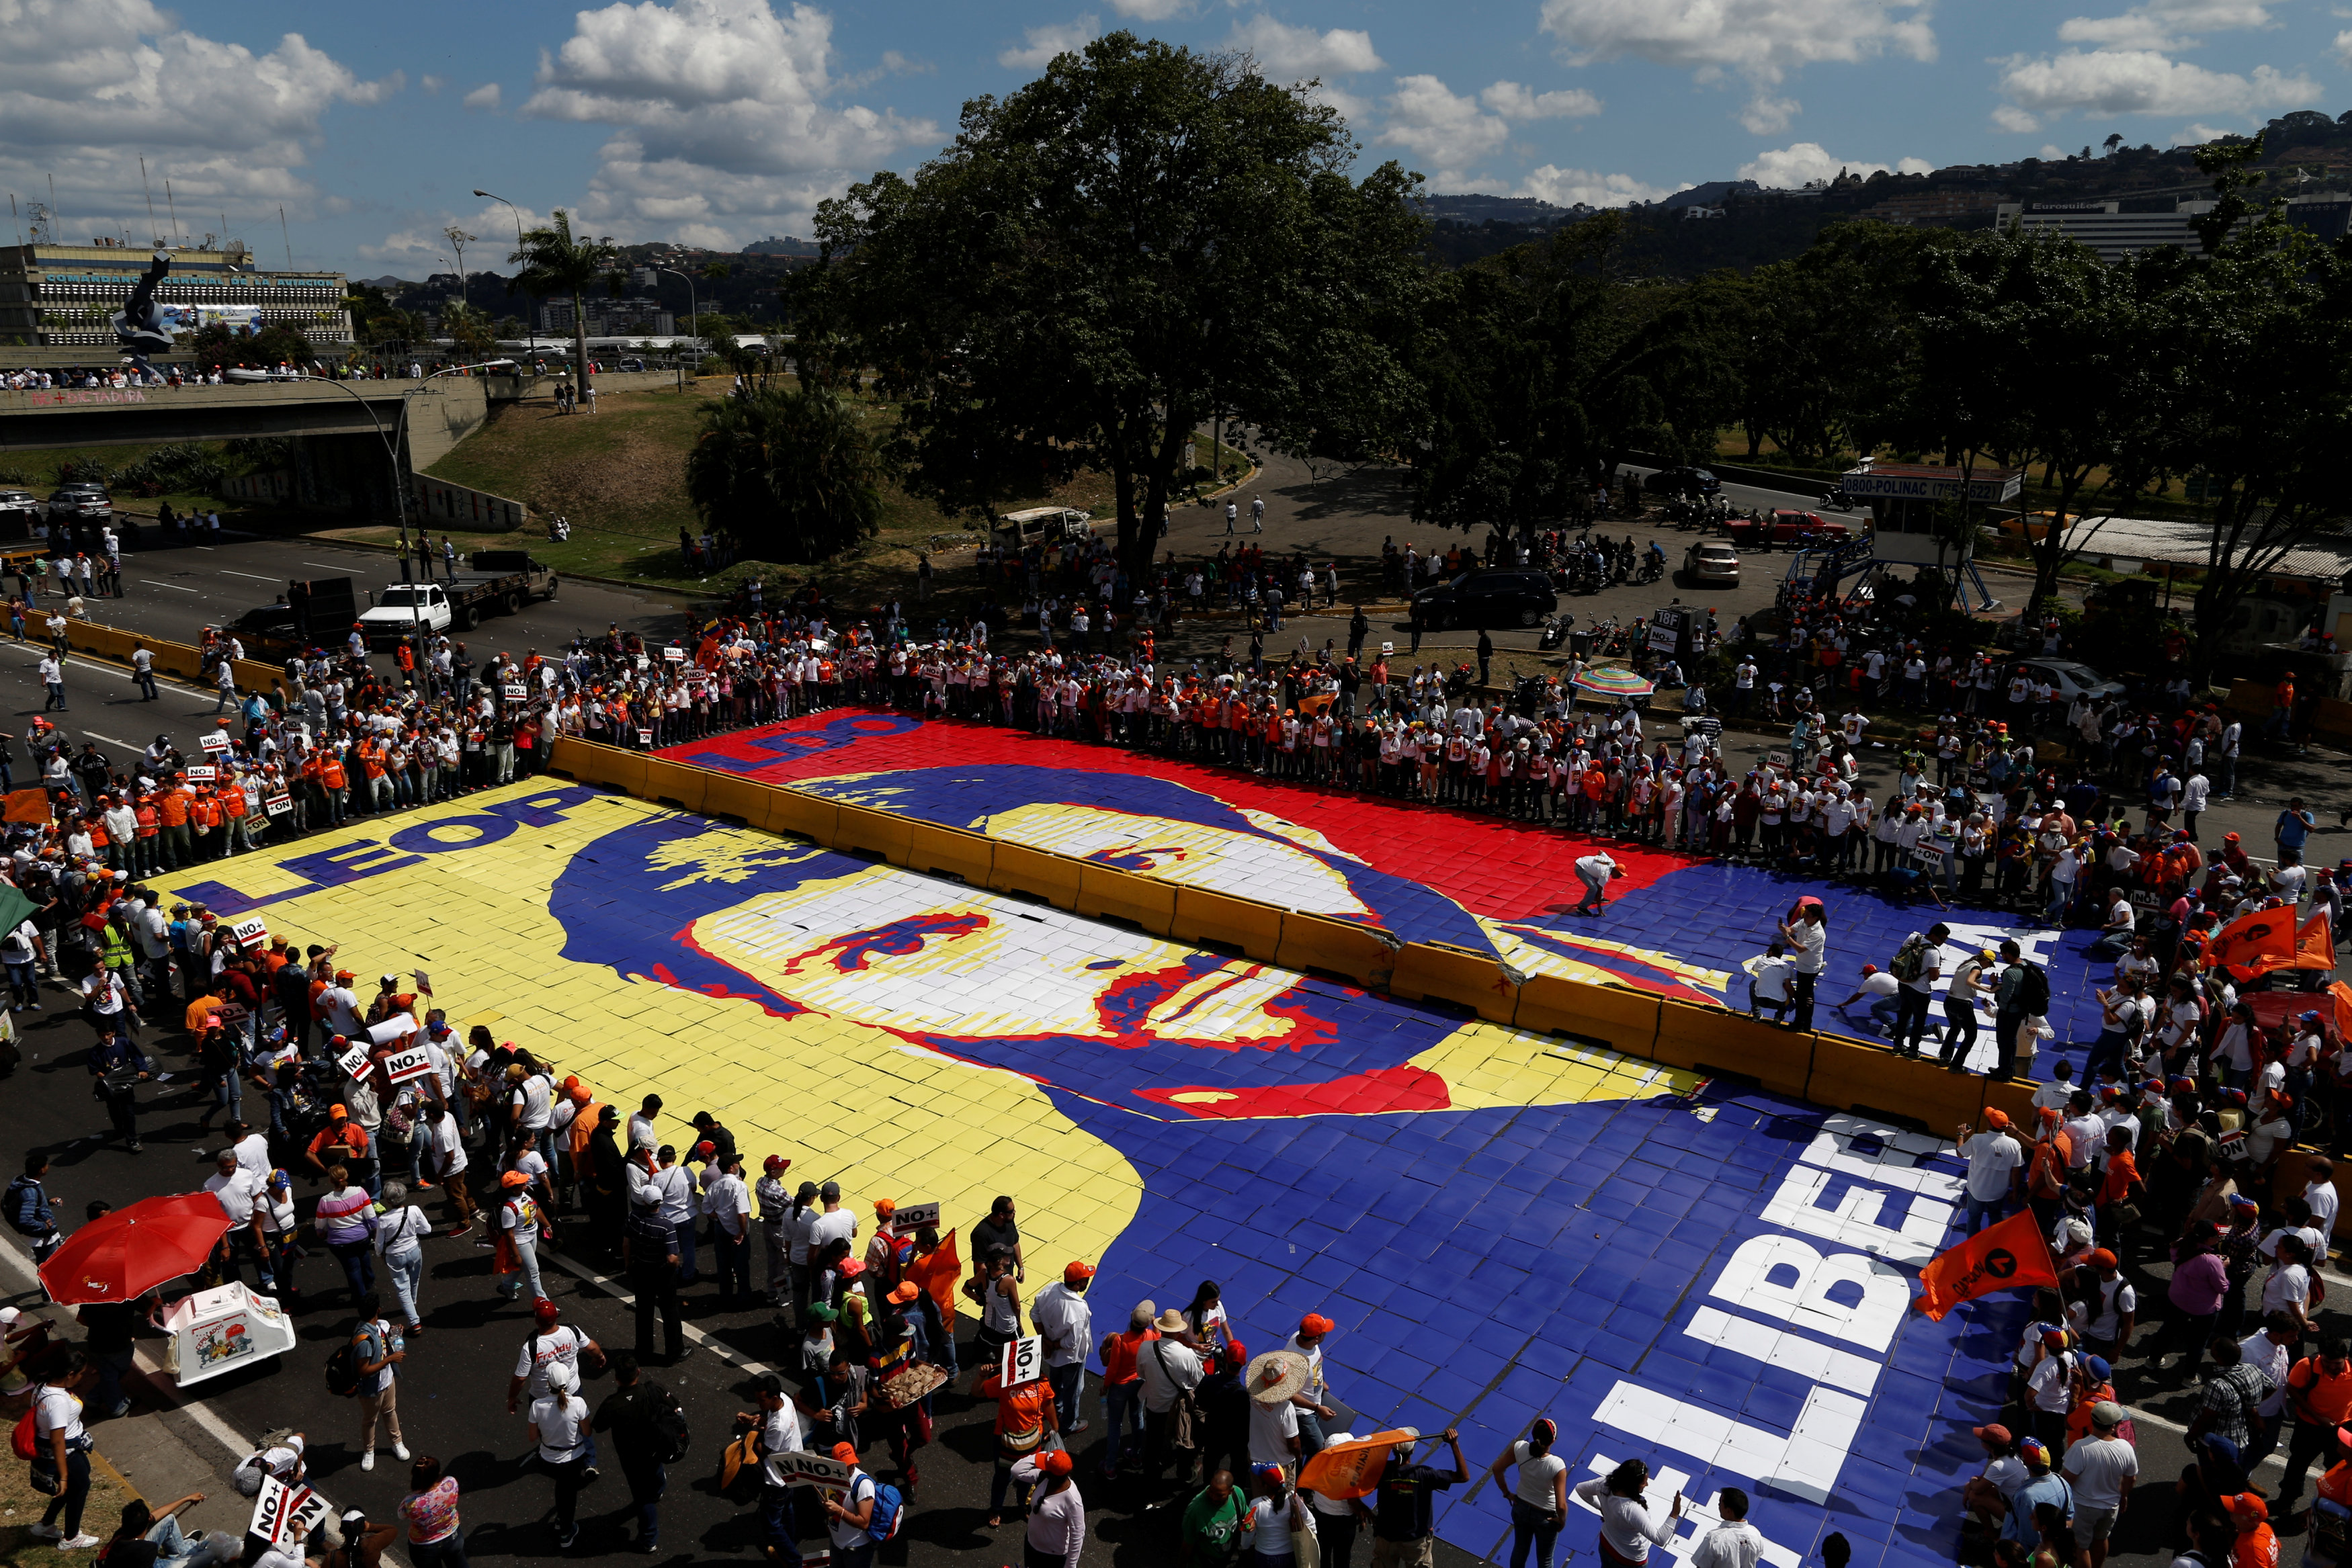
38 1193 233 1305
1571 664 1654 699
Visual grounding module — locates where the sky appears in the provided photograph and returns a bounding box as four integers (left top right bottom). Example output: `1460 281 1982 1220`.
0 0 2347 278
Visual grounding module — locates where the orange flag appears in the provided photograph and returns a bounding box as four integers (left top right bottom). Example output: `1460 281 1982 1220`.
2203 904 2299 979
1915 1210 2060 1321
2 788 52 825
2294 912 2335 971
1298 1429 1419 1499
2330 982 2352 1044
908 1227 960 1323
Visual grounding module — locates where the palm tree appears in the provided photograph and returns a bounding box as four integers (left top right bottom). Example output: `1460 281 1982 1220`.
683 385 882 564
508 209 620 395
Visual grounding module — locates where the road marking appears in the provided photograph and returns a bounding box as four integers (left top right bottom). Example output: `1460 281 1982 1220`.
218 570 276 581
302 562 345 570
132 578 201 592
83 731 140 748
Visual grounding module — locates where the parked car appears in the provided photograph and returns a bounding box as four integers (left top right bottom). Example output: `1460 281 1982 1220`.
2017 658 2126 705
1679 539 1740 587
1644 466 1722 498
1412 566 1558 629
995 507 1095 550
48 483 111 523
618 357 647 372
1722 509 1849 547
0 488 38 539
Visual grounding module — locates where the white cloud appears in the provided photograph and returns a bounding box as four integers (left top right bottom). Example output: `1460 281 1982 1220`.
1224 15 1384 77
999 17 1098 69
1739 93 1800 133
1108 0 1189 17
1540 0 1935 75
520 0 941 247
1997 49 2318 117
2171 122 2234 144
1375 75 1509 183
1520 164 1681 206
2335 29 2352 67
1480 80 1601 120
1992 103 2042 132
2040 142 2068 158
360 200 553 263
0 0 396 239
421 74 445 95
1736 140 1927 187
462 82 501 110
2056 0 2273 52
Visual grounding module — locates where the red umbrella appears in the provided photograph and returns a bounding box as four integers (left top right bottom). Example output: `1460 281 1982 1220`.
38 1192 233 1305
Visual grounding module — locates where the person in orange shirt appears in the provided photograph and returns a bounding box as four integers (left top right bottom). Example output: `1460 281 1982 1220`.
2226 1492 2280 1568
317 751 348 826
216 782 249 855
359 742 390 812
187 790 221 861
1097 1300 1159 1478
132 793 159 879
155 782 192 869
976 1359 1060 1526
2095 1127 2142 1258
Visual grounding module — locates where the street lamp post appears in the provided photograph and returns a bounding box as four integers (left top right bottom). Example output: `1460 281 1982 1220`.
473 187 528 343
659 265 698 382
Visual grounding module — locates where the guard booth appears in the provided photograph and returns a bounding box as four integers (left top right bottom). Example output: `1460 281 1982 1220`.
1839 461 2023 566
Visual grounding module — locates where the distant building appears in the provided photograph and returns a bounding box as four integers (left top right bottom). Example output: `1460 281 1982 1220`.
0 241 351 350
2000 192 2351 261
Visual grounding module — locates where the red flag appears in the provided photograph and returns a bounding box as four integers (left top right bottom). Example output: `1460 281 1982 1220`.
908 1227 960 1323
2203 904 2298 979
1915 1209 2060 1321
3 788 52 825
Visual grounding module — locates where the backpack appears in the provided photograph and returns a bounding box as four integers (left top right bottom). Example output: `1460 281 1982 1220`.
648 1381 692 1465
11 1404 40 1460
866 1477 905 1544
2017 961 2051 1015
1890 936 1929 983
324 1338 362 1398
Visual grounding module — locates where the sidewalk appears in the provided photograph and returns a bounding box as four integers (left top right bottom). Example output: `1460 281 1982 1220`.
0 1235 390 1566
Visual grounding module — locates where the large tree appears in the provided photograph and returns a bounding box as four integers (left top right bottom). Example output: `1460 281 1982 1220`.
683 386 884 564
808 32 1428 585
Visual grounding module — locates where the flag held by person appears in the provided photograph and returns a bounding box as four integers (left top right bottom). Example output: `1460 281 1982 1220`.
1914 1210 2059 1321
2202 905 2297 979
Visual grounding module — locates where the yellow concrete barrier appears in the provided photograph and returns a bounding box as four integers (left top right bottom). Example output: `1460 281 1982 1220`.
1169 886 1285 963
697 774 777 826
835 803 915 866
905 821 995 887
642 757 708 814
1807 1033 1983 1129
1978 1077 2042 1133
1274 912 1396 990
1391 942 1519 1025
1651 1003 1812 1100
759 788 840 846
1075 864 1176 937
1512 975 1661 1059
988 840 1081 910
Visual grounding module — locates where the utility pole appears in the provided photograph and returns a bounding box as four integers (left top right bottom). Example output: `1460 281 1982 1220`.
165 179 181 249
280 205 293 270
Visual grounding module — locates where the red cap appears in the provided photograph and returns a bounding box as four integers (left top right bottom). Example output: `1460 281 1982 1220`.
763 1155 790 1173
1299 1313 1336 1336
693 1140 715 1159
532 1297 560 1324
831 1442 859 1464
1037 1450 1074 1476
1064 1261 1095 1284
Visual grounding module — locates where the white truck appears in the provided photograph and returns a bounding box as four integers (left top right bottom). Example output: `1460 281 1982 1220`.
357 550 557 646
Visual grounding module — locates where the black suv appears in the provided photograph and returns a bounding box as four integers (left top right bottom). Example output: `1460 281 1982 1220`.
1412 566 1558 629
1644 466 1721 498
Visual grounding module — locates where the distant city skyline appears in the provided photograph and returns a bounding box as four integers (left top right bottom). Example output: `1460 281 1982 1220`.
1 0 2345 276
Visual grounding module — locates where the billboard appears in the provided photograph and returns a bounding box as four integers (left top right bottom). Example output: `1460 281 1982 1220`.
156 303 263 337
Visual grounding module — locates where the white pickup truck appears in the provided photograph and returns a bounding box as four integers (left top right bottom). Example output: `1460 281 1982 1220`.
356 552 557 644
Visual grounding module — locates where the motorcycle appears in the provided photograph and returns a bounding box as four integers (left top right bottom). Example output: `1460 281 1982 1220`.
1822 486 1856 511
1538 611 1573 651
1636 555 1665 585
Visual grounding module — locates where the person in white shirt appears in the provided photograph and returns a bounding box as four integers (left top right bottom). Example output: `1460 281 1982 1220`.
705 1153 754 1310
1957 1113 2025 1233
821 1441 883 1561
1030 1262 1096 1434
2306 1158 2340 1264
1747 943 1792 1025
2060 1403 2138 1568
1573 852 1621 916
1572 1458 1683 1565
526 1362 594 1549
1021 1448 1085 1568
1775 898 1828 1033
1486 1418 1570 1568
1689 1487 1763 1568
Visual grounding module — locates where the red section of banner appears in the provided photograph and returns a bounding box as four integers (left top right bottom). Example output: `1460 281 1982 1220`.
667 711 1694 923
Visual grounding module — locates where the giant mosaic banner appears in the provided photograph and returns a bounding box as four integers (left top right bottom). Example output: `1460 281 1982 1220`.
162 781 2016 1568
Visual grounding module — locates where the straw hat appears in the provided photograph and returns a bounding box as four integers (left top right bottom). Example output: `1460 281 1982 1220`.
1247 1349 1311 1406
